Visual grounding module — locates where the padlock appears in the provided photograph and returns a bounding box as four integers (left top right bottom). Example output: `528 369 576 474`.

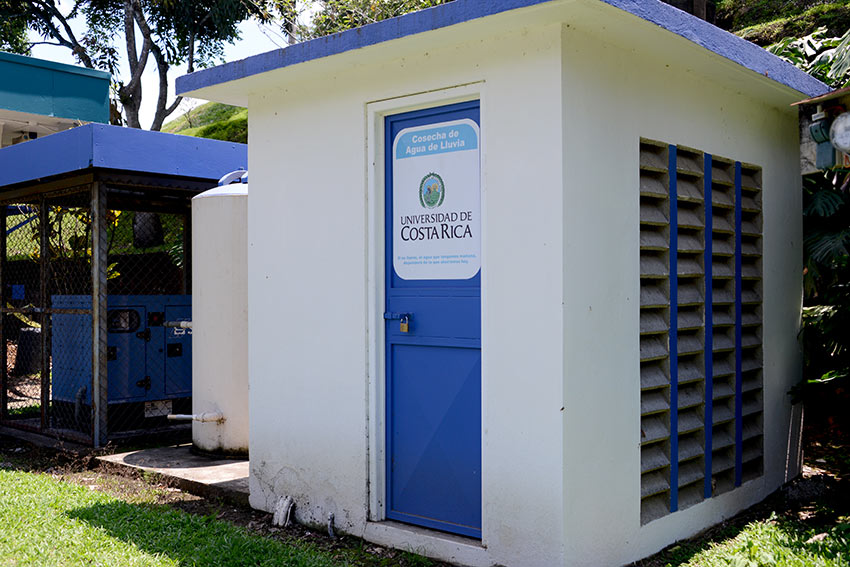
400 314 410 333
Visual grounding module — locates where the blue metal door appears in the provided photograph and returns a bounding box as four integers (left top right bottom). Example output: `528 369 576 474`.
106 305 147 401
385 101 481 538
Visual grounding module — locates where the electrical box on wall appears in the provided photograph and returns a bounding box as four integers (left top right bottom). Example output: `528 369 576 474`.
796 87 850 173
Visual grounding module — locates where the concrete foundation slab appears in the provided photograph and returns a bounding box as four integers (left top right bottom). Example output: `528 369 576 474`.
98 444 249 506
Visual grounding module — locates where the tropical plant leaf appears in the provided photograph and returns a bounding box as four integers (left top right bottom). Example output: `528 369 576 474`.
805 229 850 264
805 189 845 217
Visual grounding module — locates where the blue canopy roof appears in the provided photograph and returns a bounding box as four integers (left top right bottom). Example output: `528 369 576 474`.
0 124 246 191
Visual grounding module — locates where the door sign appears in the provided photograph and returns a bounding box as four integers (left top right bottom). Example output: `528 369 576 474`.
392 119 480 280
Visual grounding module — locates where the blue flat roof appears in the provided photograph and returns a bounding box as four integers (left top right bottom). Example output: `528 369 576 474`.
0 124 247 189
176 0 829 99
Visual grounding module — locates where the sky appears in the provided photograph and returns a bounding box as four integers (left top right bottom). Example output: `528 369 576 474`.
28 13 297 128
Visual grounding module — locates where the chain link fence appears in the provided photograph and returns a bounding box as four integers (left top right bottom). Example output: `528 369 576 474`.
0 187 192 445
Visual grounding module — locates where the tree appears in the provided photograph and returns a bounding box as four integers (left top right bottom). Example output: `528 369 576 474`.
0 0 288 130
303 0 452 38
0 6 29 54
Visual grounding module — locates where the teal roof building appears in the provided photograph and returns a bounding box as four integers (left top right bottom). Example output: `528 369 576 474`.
0 51 110 147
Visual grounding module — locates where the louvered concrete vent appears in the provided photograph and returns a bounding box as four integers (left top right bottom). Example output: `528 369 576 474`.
639 139 764 525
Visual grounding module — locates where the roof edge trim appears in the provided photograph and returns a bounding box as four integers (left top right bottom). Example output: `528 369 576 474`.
176 0 828 98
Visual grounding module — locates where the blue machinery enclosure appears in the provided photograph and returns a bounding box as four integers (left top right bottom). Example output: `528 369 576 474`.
52 295 191 411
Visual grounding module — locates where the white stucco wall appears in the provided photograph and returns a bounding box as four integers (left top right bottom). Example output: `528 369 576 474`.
246 22 566 567
558 14 803 565
236 6 803 567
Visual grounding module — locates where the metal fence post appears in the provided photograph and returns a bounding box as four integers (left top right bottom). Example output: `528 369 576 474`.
91 183 107 447
0 205 6 421
182 211 192 294
39 197 48 431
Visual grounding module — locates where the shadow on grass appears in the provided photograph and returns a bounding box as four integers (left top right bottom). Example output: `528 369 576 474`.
66 500 335 567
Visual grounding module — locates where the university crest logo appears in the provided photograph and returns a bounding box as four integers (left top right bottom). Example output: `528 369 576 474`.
419 173 445 209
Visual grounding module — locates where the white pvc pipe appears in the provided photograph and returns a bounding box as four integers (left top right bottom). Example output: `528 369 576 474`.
167 412 225 423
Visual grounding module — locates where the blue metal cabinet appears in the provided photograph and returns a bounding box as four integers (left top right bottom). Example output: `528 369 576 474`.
51 294 192 405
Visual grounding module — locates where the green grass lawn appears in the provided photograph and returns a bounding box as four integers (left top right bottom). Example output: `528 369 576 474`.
658 513 850 566
0 469 340 566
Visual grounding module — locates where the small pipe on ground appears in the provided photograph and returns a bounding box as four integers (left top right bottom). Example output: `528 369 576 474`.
273 496 295 527
166 412 224 423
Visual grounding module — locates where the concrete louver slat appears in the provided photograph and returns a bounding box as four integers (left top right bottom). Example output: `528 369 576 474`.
641 228 668 250
677 332 703 355
677 357 703 383
677 257 703 277
640 281 669 307
677 383 703 409
742 421 763 441
640 173 668 197
677 178 703 201
641 414 671 445
712 404 734 425
640 335 668 361
641 254 669 278
742 395 762 417
711 166 734 185
640 145 668 172
677 307 702 330
713 353 734 376
676 153 703 176
712 236 734 255
712 381 734 399
641 444 670 474
713 307 734 326
742 440 763 463
712 330 734 351
640 310 668 335
640 360 669 390
677 459 705 488
678 409 704 434
640 493 670 525
742 357 762 373
641 203 669 225
711 450 735 474
741 330 761 348
677 232 702 252
641 390 670 415
640 469 671 499
677 207 704 229
712 257 734 278
711 428 735 451
741 194 761 212
712 213 734 233
677 434 703 462
741 239 761 256
678 284 704 305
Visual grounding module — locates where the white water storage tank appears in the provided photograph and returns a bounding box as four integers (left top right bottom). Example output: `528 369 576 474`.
190 178 248 456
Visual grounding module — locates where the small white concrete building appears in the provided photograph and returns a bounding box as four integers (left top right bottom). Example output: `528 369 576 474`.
177 1 827 565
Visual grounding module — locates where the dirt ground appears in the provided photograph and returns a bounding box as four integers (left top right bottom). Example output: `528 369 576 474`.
0 420 847 567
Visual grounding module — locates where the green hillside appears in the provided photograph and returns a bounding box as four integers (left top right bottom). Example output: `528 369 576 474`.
162 102 247 143
717 0 850 44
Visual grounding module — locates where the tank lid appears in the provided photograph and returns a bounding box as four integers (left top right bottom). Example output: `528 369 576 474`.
194 183 248 199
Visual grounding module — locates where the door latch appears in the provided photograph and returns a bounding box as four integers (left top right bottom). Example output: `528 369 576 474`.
136 376 151 391
136 328 151 341
383 312 412 333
